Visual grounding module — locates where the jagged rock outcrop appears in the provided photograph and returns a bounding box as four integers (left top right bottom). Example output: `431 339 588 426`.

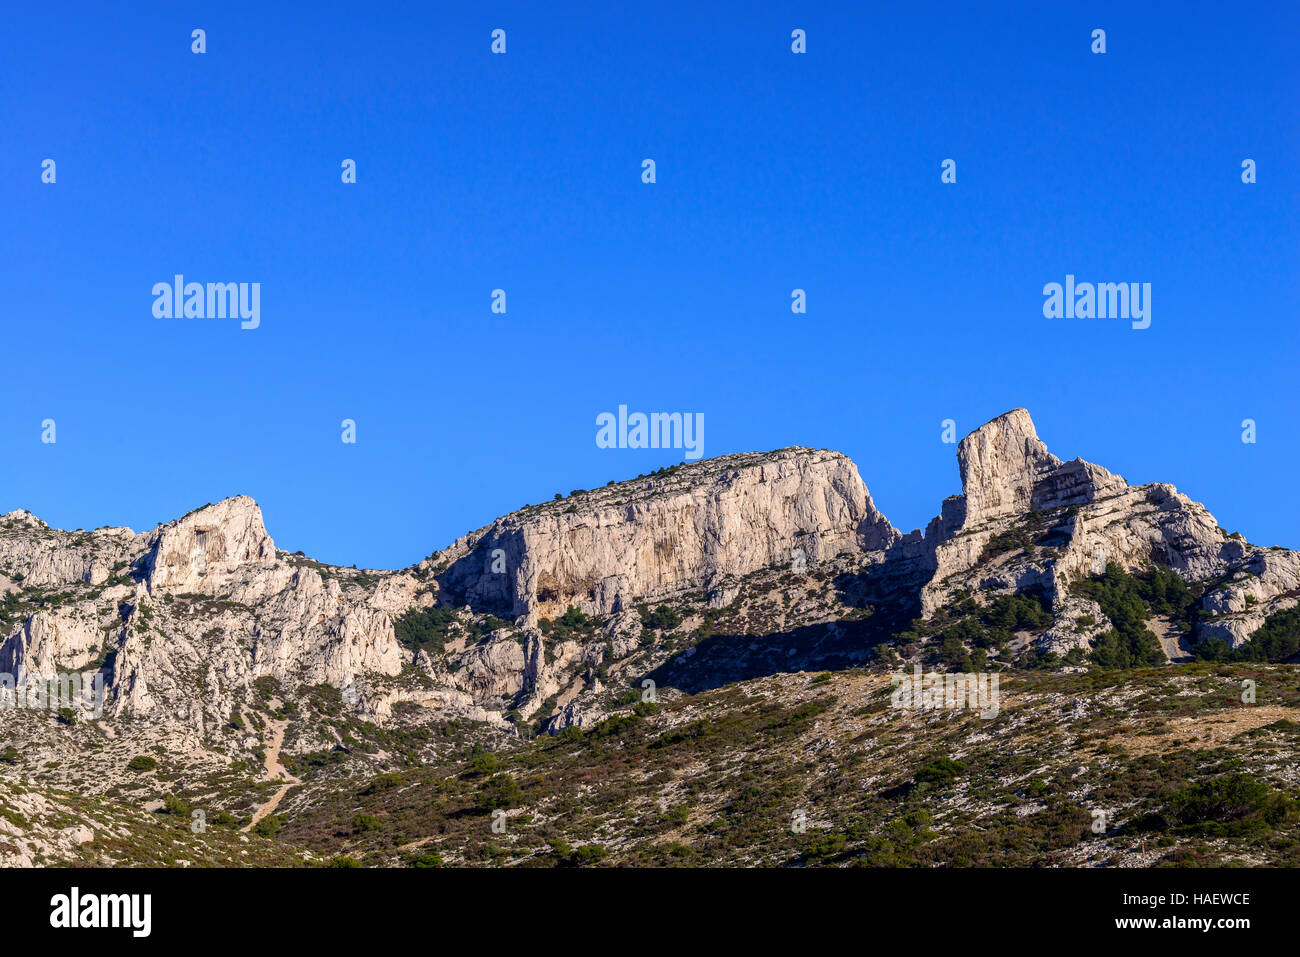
0 608 105 684
917 411 1216 615
1 497 404 731
247 566 404 683
1197 547 1300 647
954 409 1128 527
912 410 1298 650
144 496 277 593
957 408 1063 524
431 448 899 619
0 512 137 588
458 632 528 698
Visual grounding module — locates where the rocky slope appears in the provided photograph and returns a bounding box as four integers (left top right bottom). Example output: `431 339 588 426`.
2 408 1298 866
280 662 1300 868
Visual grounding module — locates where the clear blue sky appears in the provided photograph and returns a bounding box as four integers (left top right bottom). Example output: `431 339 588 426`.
3 1 1296 568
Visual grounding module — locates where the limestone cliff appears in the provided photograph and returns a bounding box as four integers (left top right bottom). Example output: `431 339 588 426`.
430 448 900 619
144 495 277 593
0 499 403 733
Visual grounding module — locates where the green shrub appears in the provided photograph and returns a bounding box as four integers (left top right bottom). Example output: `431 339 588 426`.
664 805 690 825
640 605 683 632
479 774 523 810
651 719 714 748
979 525 1034 561
0 805 29 830
393 606 461 656
162 794 190 816
1072 563 1177 668
568 844 608 866
126 755 157 772
538 606 601 641
914 757 965 787
360 772 404 795
469 753 503 775
804 832 848 861
253 814 283 837
924 591 1053 663
1165 773 1294 837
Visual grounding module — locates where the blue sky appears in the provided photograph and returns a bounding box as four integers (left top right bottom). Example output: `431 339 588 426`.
2 1 1296 568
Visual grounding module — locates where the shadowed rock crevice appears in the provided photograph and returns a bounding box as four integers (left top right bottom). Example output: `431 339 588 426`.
643 618 890 695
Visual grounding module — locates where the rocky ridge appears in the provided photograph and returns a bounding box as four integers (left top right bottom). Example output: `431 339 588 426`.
2 409 1298 840
428 447 900 619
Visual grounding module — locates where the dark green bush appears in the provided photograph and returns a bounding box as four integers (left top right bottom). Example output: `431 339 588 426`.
479 774 523 810
161 794 189 816
393 606 460 656
1072 563 1178 668
640 605 683 632
914 757 965 787
1165 773 1294 837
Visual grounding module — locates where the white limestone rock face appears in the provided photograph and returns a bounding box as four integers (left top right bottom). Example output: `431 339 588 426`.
1049 483 1228 585
1197 547 1300 647
912 410 1300 655
368 572 428 617
0 513 138 588
250 566 405 685
431 448 900 618
0 608 106 682
365 685 511 728
0 497 408 731
955 409 1127 531
457 632 528 698
1038 596 1108 656
547 698 596 733
144 496 277 593
919 410 1234 616
957 408 1064 525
